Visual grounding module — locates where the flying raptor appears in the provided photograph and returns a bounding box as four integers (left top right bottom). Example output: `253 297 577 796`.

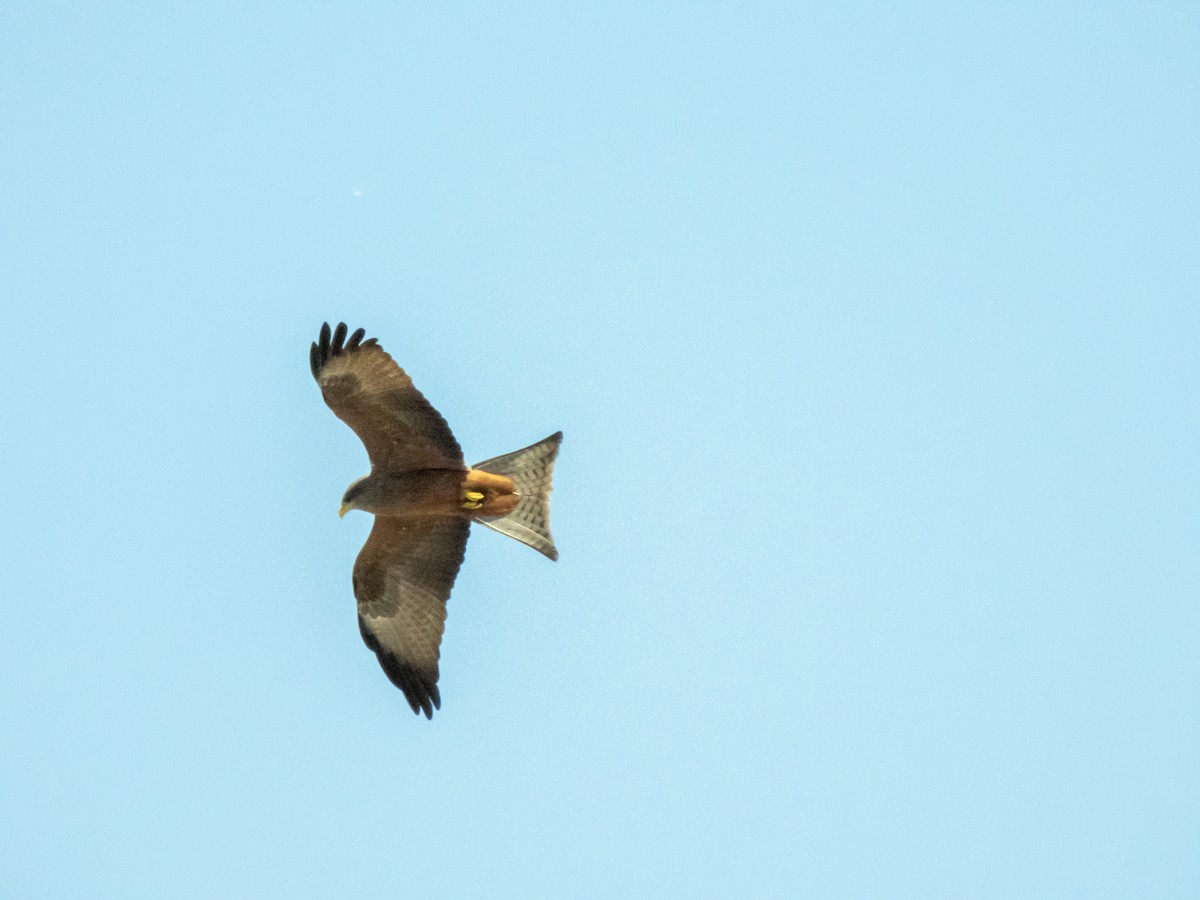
310 322 561 718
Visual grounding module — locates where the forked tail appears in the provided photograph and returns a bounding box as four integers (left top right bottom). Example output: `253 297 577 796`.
471 432 562 560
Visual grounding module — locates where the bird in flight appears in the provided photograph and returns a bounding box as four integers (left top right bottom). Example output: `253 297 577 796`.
310 322 561 718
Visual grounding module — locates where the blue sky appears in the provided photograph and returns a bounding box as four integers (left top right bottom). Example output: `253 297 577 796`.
2 3 1197 897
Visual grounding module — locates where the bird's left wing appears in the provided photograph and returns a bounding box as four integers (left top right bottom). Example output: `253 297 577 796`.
353 515 471 718
311 322 463 471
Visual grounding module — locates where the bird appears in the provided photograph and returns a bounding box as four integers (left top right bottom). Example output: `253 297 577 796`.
310 322 561 718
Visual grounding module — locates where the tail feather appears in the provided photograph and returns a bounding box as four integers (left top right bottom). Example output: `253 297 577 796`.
472 432 562 560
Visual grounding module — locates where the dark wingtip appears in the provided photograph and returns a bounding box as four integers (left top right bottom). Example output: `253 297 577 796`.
311 322 377 380
390 659 437 718
360 626 442 719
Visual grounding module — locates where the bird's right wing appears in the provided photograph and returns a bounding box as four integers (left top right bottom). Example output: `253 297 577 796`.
352 515 471 718
311 322 463 471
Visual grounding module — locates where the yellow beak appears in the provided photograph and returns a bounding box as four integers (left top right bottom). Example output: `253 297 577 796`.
338 502 349 518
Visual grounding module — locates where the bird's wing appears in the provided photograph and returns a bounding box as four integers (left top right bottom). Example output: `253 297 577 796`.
353 515 471 718
311 322 463 471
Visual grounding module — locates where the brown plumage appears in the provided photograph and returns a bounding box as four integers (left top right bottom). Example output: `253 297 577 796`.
311 322 561 718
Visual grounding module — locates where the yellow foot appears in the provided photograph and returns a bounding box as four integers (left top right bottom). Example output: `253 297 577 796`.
462 490 485 511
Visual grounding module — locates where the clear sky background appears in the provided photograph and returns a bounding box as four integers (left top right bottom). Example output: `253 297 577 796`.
2 3 1197 898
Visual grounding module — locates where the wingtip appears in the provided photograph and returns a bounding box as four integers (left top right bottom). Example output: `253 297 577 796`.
366 639 442 720
311 322 378 379
419 682 442 718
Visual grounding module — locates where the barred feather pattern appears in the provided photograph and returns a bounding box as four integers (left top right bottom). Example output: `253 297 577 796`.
472 432 562 561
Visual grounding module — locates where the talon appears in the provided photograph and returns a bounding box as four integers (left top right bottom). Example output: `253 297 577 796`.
463 500 483 510
464 491 484 502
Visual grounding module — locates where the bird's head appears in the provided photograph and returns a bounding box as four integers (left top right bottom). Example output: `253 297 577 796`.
339 475 371 518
